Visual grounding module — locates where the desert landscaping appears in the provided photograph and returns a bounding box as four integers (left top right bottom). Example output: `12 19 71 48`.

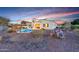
0 7 79 52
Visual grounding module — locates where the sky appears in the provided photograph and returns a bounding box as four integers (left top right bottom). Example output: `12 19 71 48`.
0 7 79 23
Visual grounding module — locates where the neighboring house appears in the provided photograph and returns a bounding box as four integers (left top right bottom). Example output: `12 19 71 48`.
32 19 57 30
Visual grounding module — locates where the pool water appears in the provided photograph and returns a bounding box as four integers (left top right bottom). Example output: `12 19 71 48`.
17 29 32 33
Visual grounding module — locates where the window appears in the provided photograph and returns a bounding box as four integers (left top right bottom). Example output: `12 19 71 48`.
35 24 40 29
35 24 40 27
46 24 49 27
43 24 49 27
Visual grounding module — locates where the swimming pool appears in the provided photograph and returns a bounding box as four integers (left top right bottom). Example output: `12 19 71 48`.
17 29 32 33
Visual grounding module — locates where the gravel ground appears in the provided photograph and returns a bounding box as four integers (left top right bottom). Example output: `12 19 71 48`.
0 31 79 52
0 38 49 52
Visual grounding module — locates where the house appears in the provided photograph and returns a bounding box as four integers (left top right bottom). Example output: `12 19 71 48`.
8 24 22 32
21 21 32 29
8 19 67 32
32 19 57 30
8 21 32 32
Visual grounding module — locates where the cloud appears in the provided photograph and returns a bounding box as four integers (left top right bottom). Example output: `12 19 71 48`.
37 11 79 19
16 11 79 22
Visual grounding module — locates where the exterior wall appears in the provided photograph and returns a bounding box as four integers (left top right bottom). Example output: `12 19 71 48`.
8 20 57 31
41 22 57 30
32 22 42 30
8 22 32 32
10 25 22 32
48 22 57 29
32 21 57 30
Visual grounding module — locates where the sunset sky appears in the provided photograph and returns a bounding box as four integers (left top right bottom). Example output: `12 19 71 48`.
0 7 79 23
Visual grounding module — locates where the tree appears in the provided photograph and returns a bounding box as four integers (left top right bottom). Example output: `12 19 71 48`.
71 19 79 25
